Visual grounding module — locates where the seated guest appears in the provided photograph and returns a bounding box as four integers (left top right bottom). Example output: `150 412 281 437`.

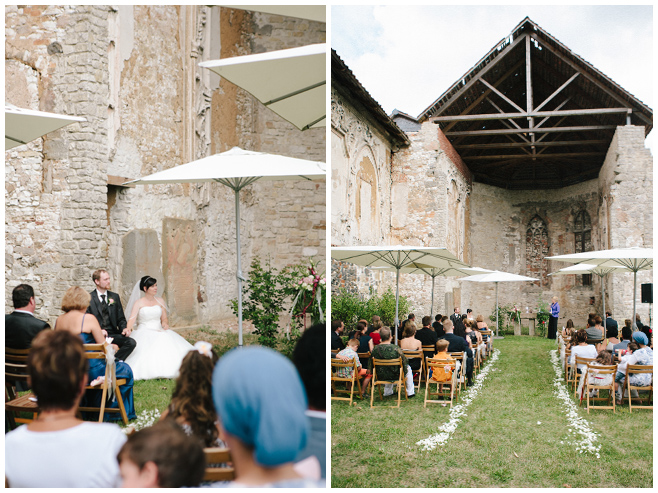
399 321 423 373
633 313 645 331
569 328 598 374
453 314 467 338
585 317 604 348
432 314 444 337
293 323 327 479
118 420 205 487
615 333 652 404
614 342 638 402
639 324 652 347
54 286 136 421
354 321 374 367
336 338 371 399
331 320 345 351
594 316 605 341
613 326 633 354
604 326 621 352
415 316 439 361
160 341 226 448
565 331 578 350
623 318 632 334
475 314 489 331
439 319 474 386
465 319 485 358
431 339 455 384
6 283 50 350
5 330 126 487
211 346 324 487
561 319 575 340
577 349 614 400
369 327 415 398
366 315 380 335
370 319 383 345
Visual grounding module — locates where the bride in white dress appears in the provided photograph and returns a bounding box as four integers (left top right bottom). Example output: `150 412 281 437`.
124 276 194 380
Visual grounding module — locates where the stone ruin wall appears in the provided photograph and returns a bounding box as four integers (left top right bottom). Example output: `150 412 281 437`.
330 87 393 247
597 125 653 325
5 5 326 327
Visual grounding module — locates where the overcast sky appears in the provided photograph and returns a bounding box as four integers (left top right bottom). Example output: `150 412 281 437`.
331 5 653 152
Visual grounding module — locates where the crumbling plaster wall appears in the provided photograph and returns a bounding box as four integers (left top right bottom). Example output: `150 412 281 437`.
5 5 326 327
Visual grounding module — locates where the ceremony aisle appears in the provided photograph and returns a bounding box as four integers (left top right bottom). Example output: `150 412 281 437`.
331 337 652 488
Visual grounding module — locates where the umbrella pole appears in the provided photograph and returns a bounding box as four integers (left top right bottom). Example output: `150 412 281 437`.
430 275 435 318
601 274 606 331
395 267 400 345
235 188 243 347
632 269 637 330
494 282 504 339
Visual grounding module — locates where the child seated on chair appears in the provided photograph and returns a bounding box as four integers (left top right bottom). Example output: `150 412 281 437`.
431 340 455 392
336 338 371 397
614 341 639 402
579 349 613 400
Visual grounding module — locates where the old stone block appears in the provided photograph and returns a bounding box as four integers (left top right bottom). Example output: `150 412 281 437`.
121 229 164 304
162 218 198 325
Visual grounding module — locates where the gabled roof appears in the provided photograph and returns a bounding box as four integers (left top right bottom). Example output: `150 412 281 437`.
419 17 653 190
331 50 410 149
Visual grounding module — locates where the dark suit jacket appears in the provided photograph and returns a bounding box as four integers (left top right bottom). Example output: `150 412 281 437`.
331 331 345 351
5 312 50 349
87 289 127 335
439 333 473 358
605 317 618 333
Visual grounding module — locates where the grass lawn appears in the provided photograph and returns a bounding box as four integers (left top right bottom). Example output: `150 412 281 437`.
330 336 653 488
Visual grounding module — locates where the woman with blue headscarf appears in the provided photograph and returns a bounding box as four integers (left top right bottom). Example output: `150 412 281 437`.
210 346 324 487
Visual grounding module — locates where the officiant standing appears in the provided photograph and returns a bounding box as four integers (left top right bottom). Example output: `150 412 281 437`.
87 269 136 361
548 296 560 340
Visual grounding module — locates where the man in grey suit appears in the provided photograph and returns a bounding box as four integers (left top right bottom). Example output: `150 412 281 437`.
5 284 50 350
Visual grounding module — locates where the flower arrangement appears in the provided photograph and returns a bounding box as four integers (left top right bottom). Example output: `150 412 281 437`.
289 259 326 328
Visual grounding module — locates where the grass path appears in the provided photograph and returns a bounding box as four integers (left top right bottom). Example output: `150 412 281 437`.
331 337 652 487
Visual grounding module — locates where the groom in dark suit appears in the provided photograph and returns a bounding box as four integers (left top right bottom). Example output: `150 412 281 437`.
6 284 50 350
87 269 136 361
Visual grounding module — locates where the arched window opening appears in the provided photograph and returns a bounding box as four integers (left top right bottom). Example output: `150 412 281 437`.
574 210 593 286
526 215 549 287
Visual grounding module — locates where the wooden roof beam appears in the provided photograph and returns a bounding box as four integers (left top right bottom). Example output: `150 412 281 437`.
446 125 616 137
535 72 580 111
466 151 605 161
455 139 607 150
431 107 629 123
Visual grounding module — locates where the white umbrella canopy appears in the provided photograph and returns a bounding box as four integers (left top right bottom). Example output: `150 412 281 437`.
331 246 471 342
459 270 539 338
547 247 653 329
5 103 85 150
128 146 326 347
221 5 326 22
549 264 629 330
199 43 326 131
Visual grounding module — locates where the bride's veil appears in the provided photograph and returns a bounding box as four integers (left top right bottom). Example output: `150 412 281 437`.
125 277 169 322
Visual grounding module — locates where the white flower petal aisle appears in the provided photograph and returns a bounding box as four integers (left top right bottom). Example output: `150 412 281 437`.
416 349 500 451
123 408 161 434
549 349 601 458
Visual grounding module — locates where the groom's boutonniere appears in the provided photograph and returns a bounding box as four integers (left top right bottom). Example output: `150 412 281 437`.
108 298 115 306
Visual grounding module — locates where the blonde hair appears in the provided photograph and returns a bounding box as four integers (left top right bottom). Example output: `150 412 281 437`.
436 339 450 352
61 286 91 312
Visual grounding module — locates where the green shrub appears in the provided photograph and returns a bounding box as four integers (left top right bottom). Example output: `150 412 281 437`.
331 287 410 329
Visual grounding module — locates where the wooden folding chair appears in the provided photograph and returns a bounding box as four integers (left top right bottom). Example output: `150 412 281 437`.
5 347 39 430
330 358 362 406
573 355 596 398
449 352 466 393
370 357 405 408
357 351 371 370
77 344 129 424
402 349 424 393
626 364 653 412
203 447 235 482
424 358 457 407
584 364 617 413
564 349 572 382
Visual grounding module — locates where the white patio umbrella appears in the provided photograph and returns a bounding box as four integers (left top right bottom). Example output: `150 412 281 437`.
127 146 325 347
547 247 653 331
549 264 629 330
459 270 539 338
199 43 326 131
5 103 85 150
221 5 326 22
331 246 471 343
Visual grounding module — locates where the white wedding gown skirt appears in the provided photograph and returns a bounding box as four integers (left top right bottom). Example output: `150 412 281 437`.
124 305 194 380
